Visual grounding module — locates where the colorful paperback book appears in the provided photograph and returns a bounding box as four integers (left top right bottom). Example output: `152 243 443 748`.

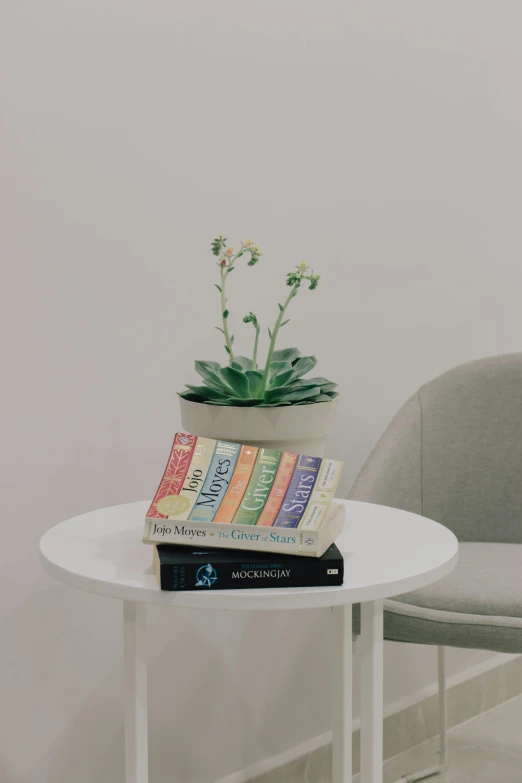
153 542 344 591
256 452 298 527
232 448 281 526
299 459 344 531
189 441 241 521
213 445 259 523
143 433 346 555
273 455 322 529
143 501 345 557
172 436 216 520
146 433 197 520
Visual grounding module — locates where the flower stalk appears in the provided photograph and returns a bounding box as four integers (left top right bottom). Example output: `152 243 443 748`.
220 264 235 361
259 287 297 394
259 262 320 395
243 312 260 369
212 236 261 365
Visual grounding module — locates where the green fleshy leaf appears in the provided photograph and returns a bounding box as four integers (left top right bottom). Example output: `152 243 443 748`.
219 367 250 398
269 369 295 388
215 327 225 334
271 347 301 364
205 398 243 406
185 384 231 401
195 359 221 372
231 356 254 371
224 345 231 355
314 394 334 402
264 384 296 402
194 360 233 393
280 319 290 327
257 401 292 407
293 376 334 387
230 334 234 344
223 309 229 319
268 327 272 338
278 303 284 311
268 361 293 381
288 355 317 380
277 386 322 403
316 382 337 393
244 370 263 397
206 397 264 407
177 391 207 402
214 284 222 292
282 383 319 393
233 397 264 406
264 379 323 402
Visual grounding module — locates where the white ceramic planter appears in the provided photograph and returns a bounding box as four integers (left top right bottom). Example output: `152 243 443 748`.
179 397 338 457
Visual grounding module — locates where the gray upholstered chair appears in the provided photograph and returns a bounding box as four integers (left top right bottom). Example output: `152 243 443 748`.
349 353 522 781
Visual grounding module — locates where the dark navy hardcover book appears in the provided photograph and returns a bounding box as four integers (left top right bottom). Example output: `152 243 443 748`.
154 543 343 591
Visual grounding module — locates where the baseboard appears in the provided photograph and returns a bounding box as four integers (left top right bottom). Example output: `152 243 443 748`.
215 652 522 783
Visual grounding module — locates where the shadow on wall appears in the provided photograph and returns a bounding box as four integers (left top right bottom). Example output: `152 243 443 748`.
147 605 332 782
0 554 335 783
0 559 251 783
147 606 236 783
0 563 123 783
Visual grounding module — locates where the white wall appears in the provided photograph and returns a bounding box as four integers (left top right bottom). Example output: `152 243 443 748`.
2 1 521 781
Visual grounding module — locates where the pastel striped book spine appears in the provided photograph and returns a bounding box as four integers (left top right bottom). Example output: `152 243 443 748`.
189 441 241 522
256 452 298 527
213 445 259 523
146 433 197 519
299 459 344 531
273 455 322 529
232 448 282 526
171 436 217 520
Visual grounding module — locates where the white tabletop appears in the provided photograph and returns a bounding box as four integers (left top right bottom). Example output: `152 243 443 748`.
39 500 458 610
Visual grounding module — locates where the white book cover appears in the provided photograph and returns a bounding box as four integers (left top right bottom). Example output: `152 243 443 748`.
299 459 344 531
143 503 345 558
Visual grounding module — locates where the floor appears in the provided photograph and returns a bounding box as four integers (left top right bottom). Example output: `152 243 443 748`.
253 694 522 783
385 693 522 783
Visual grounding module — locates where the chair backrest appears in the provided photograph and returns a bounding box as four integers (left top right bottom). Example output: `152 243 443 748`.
349 354 522 543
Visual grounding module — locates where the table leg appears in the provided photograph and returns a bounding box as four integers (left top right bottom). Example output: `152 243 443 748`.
331 604 353 783
360 600 384 783
124 601 148 783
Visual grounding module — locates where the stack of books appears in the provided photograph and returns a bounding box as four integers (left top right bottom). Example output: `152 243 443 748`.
143 433 345 592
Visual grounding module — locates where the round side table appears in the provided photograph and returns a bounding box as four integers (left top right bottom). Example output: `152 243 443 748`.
40 499 458 783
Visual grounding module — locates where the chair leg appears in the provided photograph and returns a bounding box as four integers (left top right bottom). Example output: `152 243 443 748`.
437 645 448 768
392 646 449 783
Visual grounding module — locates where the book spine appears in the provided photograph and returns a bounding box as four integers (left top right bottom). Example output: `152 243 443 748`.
143 517 320 554
188 441 241 521
273 455 322 528
232 448 282 526
146 433 197 519
213 445 259 523
152 436 216 521
299 459 344 531
156 552 343 591
256 452 298 527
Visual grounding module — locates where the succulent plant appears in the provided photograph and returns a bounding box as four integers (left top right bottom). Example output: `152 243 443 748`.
178 236 338 407
180 348 339 407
